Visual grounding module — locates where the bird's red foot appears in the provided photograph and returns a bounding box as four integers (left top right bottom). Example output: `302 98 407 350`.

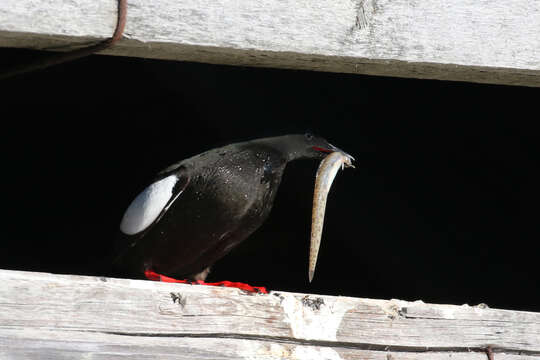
144 269 268 294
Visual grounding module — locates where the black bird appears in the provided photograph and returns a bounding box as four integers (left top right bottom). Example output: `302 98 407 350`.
114 134 351 282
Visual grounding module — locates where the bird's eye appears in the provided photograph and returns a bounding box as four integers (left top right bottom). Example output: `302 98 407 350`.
305 133 314 141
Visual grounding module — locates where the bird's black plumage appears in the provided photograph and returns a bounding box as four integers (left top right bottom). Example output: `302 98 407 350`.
114 134 345 281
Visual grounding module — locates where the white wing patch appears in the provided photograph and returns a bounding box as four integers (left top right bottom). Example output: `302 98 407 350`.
120 175 178 235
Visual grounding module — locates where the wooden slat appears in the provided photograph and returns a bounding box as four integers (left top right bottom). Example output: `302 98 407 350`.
0 0 539 87
0 269 538 359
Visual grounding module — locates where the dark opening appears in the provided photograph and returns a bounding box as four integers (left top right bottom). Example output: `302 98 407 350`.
2 48 539 312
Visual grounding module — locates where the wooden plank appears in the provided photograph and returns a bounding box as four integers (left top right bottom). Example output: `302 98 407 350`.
0 0 539 87
0 269 538 359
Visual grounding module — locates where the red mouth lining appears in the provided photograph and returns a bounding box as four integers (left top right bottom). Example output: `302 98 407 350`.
312 146 332 153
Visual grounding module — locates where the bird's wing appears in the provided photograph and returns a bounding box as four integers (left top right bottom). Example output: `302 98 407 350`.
152 166 191 229
114 167 190 262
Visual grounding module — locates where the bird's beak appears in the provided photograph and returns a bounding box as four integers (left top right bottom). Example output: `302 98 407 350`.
313 144 355 163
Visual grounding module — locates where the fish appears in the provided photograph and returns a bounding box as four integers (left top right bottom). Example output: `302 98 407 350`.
309 151 355 282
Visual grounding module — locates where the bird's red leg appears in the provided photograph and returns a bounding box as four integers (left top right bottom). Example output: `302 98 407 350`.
144 269 268 294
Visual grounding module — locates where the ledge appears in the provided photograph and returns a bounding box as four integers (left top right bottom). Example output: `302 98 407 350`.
1 0 540 86
0 269 539 359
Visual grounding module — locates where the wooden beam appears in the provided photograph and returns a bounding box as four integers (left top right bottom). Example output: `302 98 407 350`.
1 0 539 87
0 269 538 359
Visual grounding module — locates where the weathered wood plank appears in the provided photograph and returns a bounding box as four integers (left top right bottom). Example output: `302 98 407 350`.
0 0 539 87
0 269 538 359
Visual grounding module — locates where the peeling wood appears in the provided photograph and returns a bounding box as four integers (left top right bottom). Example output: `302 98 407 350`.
0 269 539 359
0 0 539 86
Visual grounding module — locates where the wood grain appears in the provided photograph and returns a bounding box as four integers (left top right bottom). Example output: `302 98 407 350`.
0 269 538 359
1 0 539 86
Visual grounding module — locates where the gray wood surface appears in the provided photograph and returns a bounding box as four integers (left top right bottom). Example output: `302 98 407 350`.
0 269 538 359
1 0 539 87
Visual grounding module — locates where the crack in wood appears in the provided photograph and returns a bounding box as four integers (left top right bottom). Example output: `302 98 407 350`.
79 330 540 357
